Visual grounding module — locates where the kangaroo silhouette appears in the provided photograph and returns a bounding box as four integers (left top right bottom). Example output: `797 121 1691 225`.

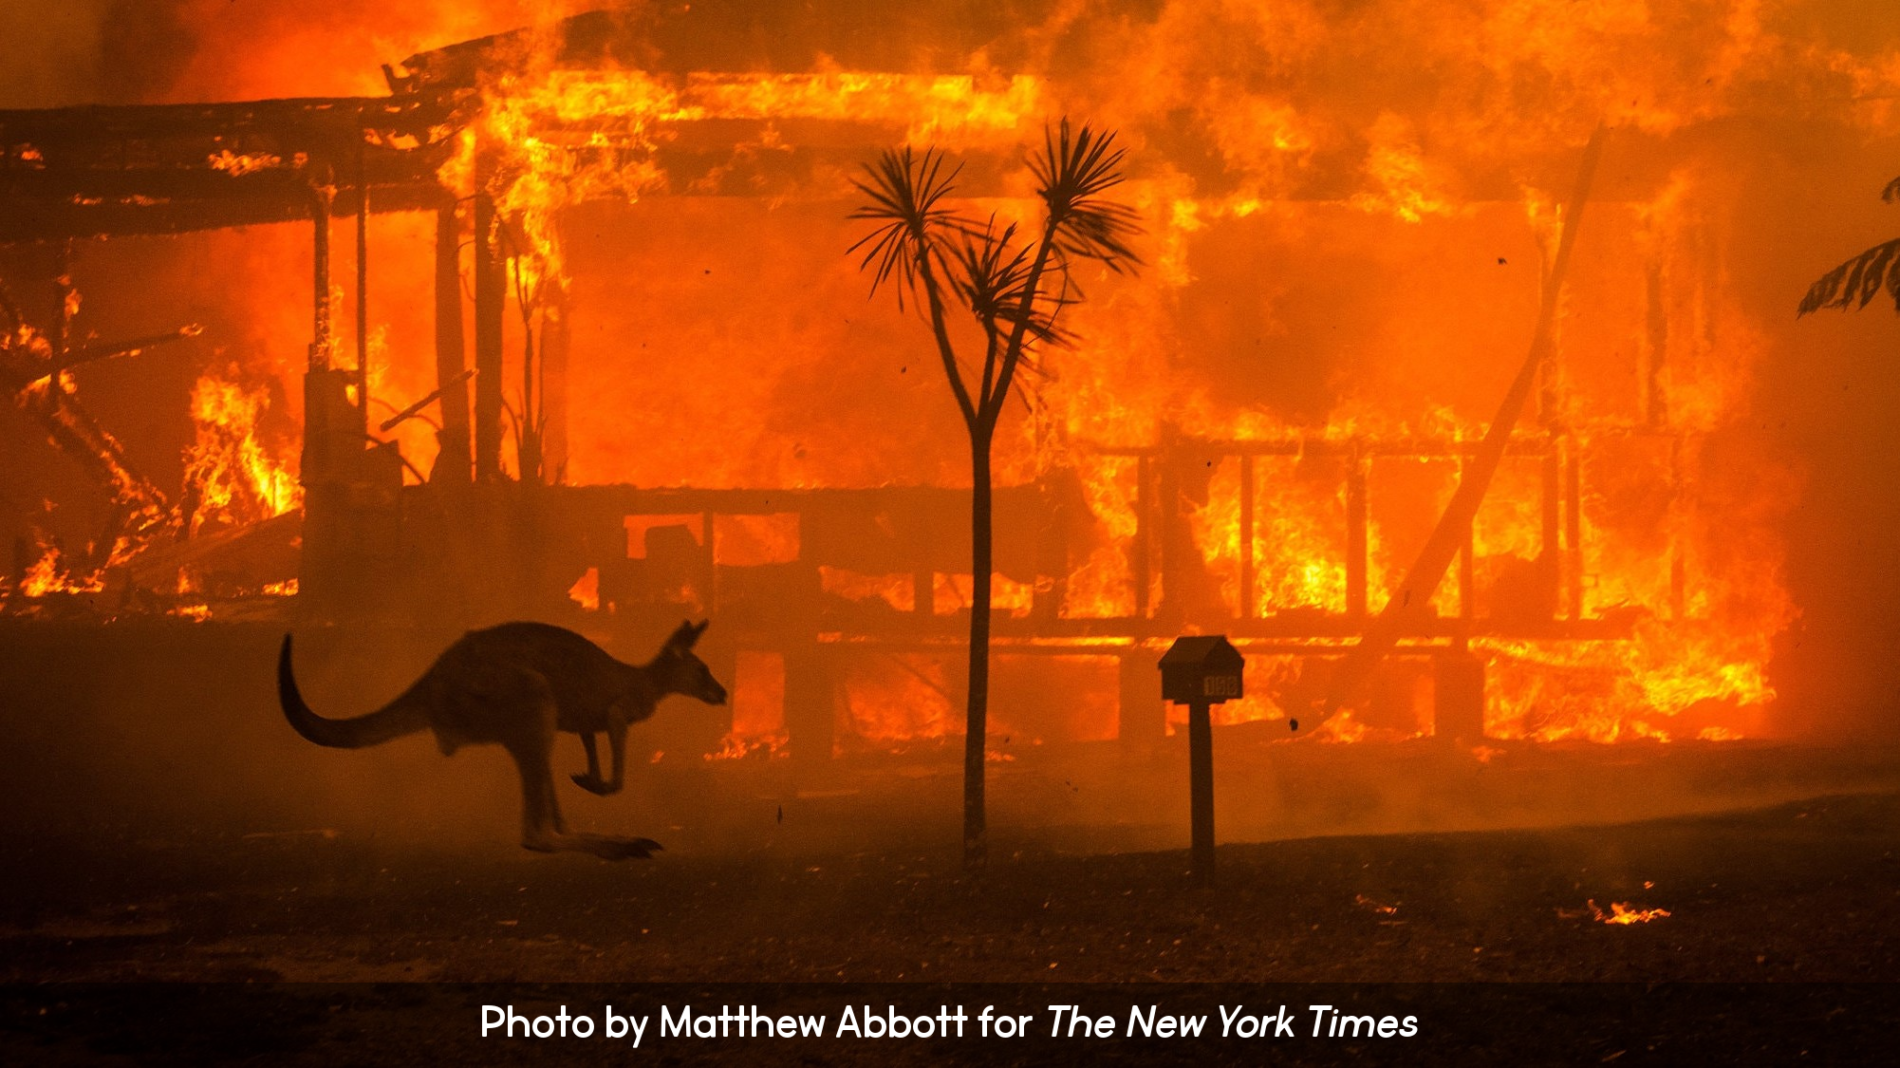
277 619 728 860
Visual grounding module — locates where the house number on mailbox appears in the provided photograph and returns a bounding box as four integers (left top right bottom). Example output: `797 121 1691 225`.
1202 675 1239 698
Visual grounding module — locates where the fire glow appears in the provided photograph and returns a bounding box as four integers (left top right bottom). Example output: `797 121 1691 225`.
8 1 1894 754
1589 900 1672 926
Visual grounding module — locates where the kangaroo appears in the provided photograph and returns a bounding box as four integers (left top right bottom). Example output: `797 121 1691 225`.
276 619 728 860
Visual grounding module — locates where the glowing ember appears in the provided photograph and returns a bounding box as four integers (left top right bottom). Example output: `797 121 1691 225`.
1589 899 1672 925
1354 894 1401 916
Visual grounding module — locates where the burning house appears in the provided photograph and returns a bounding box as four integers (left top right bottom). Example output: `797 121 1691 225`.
0 0 1892 795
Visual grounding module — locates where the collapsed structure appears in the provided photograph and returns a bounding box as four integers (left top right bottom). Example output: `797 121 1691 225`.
3 1 1862 766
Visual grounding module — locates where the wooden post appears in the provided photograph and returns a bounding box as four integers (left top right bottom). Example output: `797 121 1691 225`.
1563 435 1583 618
1188 697 1214 886
542 283 571 482
1459 512 1475 619
432 200 471 483
309 182 332 372
355 141 370 437
473 190 505 482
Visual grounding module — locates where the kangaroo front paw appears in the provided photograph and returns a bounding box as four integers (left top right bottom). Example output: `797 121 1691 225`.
570 772 610 795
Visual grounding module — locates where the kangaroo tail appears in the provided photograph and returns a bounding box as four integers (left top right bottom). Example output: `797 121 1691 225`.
278 635 430 749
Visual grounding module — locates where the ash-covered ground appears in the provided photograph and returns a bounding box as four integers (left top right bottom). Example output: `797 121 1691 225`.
5 790 1900 986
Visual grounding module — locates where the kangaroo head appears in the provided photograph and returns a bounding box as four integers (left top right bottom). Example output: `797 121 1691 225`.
656 619 728 706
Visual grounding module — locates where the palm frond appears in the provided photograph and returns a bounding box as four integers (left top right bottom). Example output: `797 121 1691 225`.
847 147 975 308
1028 120 1144 272
1798 238 1900 315
1882 175 1900 203
951 218 1073 348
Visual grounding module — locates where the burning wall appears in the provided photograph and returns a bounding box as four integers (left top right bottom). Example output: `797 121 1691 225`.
6 1 1900 749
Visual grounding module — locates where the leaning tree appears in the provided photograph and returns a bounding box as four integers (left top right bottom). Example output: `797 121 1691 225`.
850 121 1139 867
1799 176 1900 316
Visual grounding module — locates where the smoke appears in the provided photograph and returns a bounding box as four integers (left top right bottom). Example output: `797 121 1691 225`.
0 0 601 106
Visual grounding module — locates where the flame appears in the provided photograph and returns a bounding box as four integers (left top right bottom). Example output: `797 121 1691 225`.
207 150 284 176
181 372 301 537
16 547 103 599
45 0 1891 748
1589 899 1671 925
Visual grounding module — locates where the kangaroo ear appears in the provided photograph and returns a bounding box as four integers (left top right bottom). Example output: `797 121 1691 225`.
665 619 692 650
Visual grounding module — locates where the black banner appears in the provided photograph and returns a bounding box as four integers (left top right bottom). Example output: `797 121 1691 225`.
5 983 1896 1066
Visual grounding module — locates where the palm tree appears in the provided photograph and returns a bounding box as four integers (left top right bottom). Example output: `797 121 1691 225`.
851 121 1139 867
1799 177 1900 315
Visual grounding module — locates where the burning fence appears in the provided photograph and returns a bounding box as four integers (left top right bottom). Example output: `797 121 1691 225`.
4 1 1891 759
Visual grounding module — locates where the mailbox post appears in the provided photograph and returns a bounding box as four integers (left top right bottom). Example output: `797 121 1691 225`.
1159 635 1245 886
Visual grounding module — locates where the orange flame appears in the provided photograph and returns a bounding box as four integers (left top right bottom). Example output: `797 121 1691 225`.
1589 899 1671 925
182 372 301 537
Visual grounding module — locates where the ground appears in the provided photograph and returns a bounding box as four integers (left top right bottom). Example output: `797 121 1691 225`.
4 792 1899 985
4 788 1900 1064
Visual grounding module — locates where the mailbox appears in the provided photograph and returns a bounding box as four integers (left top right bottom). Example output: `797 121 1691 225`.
1160 634 1244 887
1159 635 1245 705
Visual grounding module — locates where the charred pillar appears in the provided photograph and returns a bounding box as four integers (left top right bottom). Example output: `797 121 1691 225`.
1118 644 1164 749
432 200 472 483
353 145 371 437
1434 642 1485 744
785 642 836 776
1562 435 1583 618
299 179 401 617
541 283 571 483
784 558 833 776
1540 437 1562 614
473 185 506 483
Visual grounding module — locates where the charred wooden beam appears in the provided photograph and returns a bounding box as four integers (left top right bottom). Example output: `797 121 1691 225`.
0 180 450 244
379 368 475 433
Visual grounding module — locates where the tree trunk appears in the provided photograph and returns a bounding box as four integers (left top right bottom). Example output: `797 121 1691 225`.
964 421 994 868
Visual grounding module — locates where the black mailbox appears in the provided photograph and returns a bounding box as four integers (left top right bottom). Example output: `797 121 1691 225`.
1160 634 1244 887
1160 635 1245 704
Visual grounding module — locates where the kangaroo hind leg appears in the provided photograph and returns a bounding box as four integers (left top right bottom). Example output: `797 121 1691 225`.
503 681 568 851
503 684 657 861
